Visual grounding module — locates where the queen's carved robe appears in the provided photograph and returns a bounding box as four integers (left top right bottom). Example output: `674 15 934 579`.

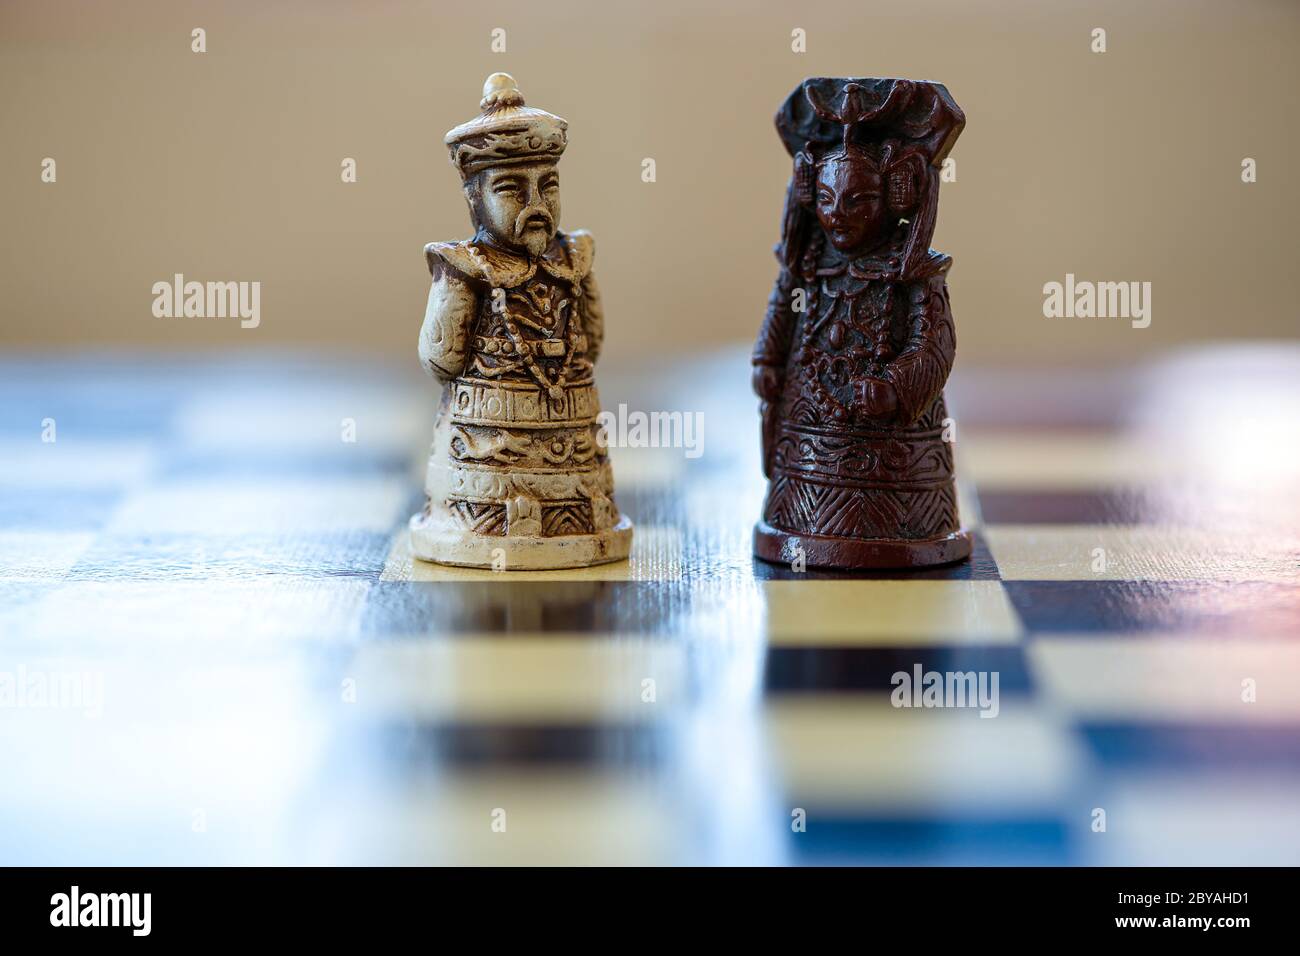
754 244 962 547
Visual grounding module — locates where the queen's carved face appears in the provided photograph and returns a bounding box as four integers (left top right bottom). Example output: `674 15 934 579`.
468 162 561 258
814 151 893 254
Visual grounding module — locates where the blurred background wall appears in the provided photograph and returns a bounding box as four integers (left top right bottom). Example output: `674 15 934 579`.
1 0 1296 365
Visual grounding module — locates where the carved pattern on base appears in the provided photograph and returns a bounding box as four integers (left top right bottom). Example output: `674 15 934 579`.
540 501 594 536
763 473 960 542
448 499 507 535
444 497 606 537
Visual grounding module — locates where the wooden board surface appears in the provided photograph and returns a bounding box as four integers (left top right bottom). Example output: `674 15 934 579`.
1 346 1297 864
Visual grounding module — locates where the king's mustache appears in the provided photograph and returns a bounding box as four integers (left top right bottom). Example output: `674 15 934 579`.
513 207 554 237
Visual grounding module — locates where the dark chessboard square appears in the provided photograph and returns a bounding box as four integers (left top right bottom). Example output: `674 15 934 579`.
0 356 204 439
1005 580 1300 635
372 721 666 771
359 580 700 638
977 489 1154 525
157 449 413 480
789 814 1073 865
1081 723 1300 769
65 531 393 581
765 645 1032 694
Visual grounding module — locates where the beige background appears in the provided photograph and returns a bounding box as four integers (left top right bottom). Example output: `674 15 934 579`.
1 0 1296 365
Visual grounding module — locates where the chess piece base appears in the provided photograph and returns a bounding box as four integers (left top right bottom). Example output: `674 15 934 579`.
753 520 972 570
410 512 633 571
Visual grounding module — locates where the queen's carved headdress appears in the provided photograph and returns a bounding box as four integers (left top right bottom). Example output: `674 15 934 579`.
445 73 568 178
775 77 964 276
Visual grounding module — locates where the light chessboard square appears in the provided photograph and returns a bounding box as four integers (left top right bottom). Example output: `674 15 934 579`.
962 430 1171 490
316 774 683 866
0 578 372 645
763 580 1024 645
605 445 687 491
0 531 96 583
174 385 428 457
1082 775 1300 866
1029 635 1300 721
381 524 683 582
956 479 983 529
107 476 410 536
985 523 1298 582
764 698 1081 811
347 635 685 721
0 440 159 489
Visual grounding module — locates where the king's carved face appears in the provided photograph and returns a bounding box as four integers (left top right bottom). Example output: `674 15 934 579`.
468 162 561 258
814 151 893 254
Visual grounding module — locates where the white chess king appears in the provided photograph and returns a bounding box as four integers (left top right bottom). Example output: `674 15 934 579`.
409 73 634 570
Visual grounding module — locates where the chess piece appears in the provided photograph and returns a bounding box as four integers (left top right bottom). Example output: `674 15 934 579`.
410 73 633 569
752 78 972 569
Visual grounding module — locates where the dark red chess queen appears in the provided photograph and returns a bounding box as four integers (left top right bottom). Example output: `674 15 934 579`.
752 78 971 569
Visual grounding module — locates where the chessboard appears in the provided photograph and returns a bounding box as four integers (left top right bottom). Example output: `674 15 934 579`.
1 346 1297 865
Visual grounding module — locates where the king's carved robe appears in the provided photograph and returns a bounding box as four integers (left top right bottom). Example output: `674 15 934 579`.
754 243 961 544
416 229 623 539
